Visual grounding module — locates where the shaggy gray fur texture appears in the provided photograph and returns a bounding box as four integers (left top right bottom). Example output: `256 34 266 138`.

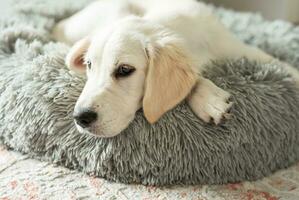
0 0 298 185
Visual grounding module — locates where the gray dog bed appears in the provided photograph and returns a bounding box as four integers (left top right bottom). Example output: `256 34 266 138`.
0 0 299 185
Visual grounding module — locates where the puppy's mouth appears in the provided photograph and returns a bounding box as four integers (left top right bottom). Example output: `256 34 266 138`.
75 122 110 138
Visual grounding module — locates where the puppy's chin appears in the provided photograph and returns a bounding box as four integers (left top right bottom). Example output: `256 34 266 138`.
75 123 121 138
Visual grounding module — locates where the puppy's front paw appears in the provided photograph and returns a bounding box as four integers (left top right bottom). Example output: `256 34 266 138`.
188 78 233 125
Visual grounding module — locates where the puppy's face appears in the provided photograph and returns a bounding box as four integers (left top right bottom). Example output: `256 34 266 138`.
66 18 196 137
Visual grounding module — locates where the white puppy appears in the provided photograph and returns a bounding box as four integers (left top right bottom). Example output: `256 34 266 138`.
52 0 299 137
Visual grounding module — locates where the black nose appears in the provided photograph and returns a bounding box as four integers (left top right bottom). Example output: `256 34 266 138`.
73 109 98 128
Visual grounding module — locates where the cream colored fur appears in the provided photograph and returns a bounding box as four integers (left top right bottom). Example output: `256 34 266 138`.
143 35 197 123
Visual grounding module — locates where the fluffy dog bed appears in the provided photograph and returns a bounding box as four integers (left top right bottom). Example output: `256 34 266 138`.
0 0 299 185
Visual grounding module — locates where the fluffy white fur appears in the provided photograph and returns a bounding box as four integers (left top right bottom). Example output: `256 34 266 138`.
52 0 299 137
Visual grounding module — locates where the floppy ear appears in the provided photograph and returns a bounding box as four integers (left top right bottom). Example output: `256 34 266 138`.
65 37 90 74
143 36 197 124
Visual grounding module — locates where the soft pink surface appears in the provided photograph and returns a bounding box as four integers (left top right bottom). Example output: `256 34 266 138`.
0 146 298 200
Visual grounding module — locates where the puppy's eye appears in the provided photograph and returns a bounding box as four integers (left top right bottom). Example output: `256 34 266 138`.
86 60 92 69
115 65 135 78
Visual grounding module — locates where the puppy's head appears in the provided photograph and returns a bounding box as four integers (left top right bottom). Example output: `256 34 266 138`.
66 17 197 137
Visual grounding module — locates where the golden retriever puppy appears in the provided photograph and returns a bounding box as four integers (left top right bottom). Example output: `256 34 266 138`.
53 0 299 137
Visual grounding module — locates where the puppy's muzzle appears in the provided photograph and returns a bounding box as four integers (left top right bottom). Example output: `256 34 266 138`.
73 109 98 128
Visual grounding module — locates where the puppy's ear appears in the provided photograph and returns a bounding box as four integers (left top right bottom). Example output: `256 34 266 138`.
143 35 197 123
65 37 90 74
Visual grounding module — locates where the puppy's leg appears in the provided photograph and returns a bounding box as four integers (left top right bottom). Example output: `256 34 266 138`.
188 44 299 124
188 77 232 124
52 0 131 45
52 0 109 44
234 43 299 84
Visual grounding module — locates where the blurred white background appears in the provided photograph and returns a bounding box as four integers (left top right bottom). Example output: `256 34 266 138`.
0 0 12 16
203 0 299 23
0 0 298 23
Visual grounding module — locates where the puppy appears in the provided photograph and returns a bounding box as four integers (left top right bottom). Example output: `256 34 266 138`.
52 0 299 137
